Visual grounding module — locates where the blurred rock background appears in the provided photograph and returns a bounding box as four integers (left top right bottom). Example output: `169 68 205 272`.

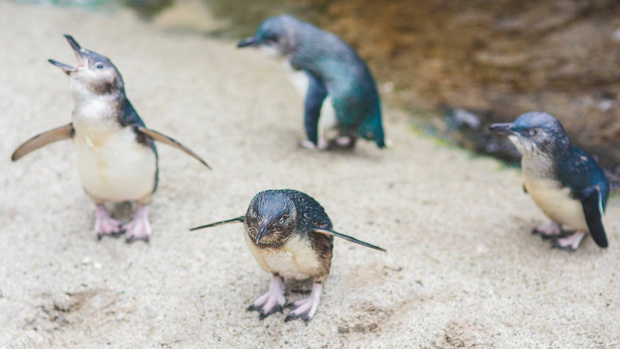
15 0 620 183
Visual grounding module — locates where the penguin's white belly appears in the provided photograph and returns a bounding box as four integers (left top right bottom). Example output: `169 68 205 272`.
524 176 589 231
285 62 310 97
283 61 339 139
74 127 156 203
245 234 320 280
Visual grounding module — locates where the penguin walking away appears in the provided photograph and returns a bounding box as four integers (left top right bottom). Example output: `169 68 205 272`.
237 15 386 151
12 35 211 242
489 112 610 250
191 189 385 322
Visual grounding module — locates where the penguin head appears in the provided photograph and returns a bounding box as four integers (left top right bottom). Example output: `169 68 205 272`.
488 112 570 156
245 190 298 247
49 35 124 100
237 15 299 56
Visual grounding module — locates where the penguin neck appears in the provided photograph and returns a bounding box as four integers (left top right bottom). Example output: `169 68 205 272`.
521 151 558 180
71 91 126 134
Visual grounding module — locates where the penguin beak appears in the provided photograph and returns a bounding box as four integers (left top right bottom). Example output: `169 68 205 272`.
48 34 88 74
256 224 269 244
237 37 258 48
488 123 515 135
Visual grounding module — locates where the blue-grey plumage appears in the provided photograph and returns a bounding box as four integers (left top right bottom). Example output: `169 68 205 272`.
238 15 386 150
12 35 210 243
489 112 610 250
190 189 385 322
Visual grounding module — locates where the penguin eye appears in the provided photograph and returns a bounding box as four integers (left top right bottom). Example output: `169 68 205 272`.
278 217 285 225
95 62 104 70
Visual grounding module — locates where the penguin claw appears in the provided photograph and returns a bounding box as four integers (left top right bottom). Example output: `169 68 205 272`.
550 232 585 251
551 239 574 251
94 205 124 240
248 275 286 321
285 300 315 322
284 283 323 323
531 222 563 239
124 205 151 243
248 295 285 320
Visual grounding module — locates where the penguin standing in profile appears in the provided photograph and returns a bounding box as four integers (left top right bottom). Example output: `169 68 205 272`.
191 189 385 322
237 15 386 151
489 112 610 250
12 35 211 242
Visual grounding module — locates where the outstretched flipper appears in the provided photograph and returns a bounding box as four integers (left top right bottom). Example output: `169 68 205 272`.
11 124 74 161
307 228 386 252
303 72 328 146
579 186 608 248
135 126 211 170
190 216 245 231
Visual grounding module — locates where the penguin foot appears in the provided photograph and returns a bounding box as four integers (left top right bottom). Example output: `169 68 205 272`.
300 139 329 151
532 222 563 239
331 136 357 150
552 232 586 251
285 282 322 322
248 274 286 321
334 136 352 147
94 204 124 239
124 205 151 243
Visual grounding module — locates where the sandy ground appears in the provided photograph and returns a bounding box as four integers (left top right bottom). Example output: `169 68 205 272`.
1 2 619 348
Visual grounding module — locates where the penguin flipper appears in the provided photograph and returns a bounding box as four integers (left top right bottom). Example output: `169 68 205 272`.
303 72 328 145
11 123 74 161
135 126 211 170
307 228 386 252
579 186 608 248
190 216 245 231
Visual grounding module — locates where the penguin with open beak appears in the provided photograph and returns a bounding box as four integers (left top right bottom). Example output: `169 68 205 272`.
12 35 211 242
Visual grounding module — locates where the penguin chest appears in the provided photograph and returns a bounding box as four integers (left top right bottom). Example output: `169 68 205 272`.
524 176 588 231
282 61 338 139
73 126 157 203
245 234 320 280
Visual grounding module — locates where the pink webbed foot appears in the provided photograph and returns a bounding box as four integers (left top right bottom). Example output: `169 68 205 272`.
124 205 152 243
248 274 286 320
94 204 124 240
532 222 563 239
300 139 329 151
285 282 323 322
552 232 586 251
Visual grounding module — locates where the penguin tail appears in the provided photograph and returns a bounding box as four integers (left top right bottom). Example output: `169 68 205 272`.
358 112 386 148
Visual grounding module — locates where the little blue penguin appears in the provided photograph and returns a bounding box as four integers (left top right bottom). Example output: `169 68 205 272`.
237 15 387 151
489 112 610 250
191 189 386 322
12 35 211 242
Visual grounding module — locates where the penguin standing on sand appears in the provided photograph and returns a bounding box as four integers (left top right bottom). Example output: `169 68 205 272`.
238 15 386 151
489 112 610 250
191 189 385 322
12 35 211 242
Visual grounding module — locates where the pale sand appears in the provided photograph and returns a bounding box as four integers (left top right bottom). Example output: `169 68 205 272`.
0 2 619 348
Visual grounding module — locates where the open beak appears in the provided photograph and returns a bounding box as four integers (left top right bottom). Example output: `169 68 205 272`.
237 36 258 48
255 224 269 244
488 123 515 136
48 34 88 74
